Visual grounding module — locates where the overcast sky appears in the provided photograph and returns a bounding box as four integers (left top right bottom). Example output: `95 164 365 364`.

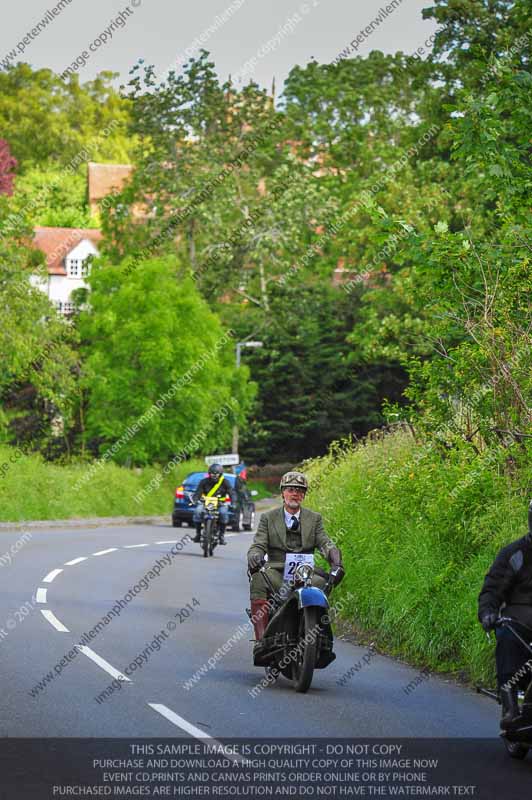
1 0 439 93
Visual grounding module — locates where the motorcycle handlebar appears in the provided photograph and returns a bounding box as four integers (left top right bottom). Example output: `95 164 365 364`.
496 616 532 635
249 561 338 593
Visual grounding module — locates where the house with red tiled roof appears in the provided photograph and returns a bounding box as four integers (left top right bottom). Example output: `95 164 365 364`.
31 227 102 315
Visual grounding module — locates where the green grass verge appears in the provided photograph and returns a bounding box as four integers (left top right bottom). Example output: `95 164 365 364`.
0 445 205 522
0 447 271 522
303 429 530 686
246 480 272 501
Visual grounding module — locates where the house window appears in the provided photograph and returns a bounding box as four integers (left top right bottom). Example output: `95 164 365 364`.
56 300 75 315
67 258 80 277
67 257 90 278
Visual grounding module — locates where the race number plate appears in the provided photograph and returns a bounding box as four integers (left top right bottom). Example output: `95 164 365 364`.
283 553 314 581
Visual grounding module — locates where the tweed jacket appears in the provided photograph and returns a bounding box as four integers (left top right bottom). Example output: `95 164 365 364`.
247 506 335 570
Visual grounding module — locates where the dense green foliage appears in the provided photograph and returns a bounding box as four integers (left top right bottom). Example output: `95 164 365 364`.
0 65 133 169
11 167 95 229
305 428 531 684
0 0 530 474
0 197 79 449
78 255 252 464
235 282 406 461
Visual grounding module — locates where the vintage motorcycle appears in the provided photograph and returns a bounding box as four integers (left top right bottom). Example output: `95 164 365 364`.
199 495 224 558
247 557 339 693
478 616 532 760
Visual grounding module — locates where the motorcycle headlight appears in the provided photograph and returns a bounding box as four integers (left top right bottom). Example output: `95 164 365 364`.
295 563 314 582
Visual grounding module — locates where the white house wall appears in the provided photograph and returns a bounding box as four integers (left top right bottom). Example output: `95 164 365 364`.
35 237 100 312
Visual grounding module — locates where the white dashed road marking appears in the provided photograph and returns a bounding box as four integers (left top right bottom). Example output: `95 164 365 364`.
78 646 131 682
43 568 63 583
36 588 47 604
64 556 88 566
123 544 149 549
92 548 118 556
148 703 214 738
41 610 69 632
147 704 242 762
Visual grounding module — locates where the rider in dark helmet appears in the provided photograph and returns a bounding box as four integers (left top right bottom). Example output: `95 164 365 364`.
478 500 532 728
192 464 235 545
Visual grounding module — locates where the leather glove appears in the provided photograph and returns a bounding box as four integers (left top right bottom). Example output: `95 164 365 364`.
248 552 264 573
480 612 498 632
328 547 345 586
329 565 345 586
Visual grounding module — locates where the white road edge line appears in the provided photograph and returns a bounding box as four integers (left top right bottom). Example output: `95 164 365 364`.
92 548 118 556
64 556 88 566
43 568 63 583
148 704 243 763
124 544 149 548
36 588 47 604
41 609 69 632
156 540 180 545
78 646 131 682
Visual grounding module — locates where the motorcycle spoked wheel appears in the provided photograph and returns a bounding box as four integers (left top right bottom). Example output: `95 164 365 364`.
264 665 280 684
503 738 529 759
291 607 319 693
203 518 213 558
209 520 218 556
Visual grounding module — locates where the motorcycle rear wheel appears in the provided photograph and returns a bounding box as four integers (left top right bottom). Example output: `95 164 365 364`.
292 607 319 693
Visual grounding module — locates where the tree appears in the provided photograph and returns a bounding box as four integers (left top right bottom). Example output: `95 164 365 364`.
348 10 532 451
232 282 406 462
103 52 334 310
0 139 17 195
0 65 134 170
78 254 254 464
10 167 95 229
0 197 79 448
423 0 531 91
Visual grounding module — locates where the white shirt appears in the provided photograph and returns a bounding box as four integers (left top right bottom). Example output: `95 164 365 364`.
284 508 301 529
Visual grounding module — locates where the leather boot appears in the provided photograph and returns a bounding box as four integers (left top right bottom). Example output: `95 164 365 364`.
193 524 201 543
500 687 520 729
250 599 270 649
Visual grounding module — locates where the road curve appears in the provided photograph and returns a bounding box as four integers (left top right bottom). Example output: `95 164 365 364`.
0 514 501 740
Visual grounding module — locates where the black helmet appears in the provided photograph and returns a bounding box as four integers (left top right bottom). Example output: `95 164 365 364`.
208 463 224 476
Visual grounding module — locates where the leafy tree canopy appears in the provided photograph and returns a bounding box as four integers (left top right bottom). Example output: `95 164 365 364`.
78 254 255 465
0 65 134 170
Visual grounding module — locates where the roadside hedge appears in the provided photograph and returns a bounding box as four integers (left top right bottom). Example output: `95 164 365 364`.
304 428 531 685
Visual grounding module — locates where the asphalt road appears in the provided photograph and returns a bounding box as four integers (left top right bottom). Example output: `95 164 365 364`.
0 510 506 741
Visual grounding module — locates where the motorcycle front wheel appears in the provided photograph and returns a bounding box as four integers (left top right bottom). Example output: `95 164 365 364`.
203 519 213 558
503 738 529 759
292 607 319 693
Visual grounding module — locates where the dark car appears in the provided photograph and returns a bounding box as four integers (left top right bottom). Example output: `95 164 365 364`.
172 471 256 531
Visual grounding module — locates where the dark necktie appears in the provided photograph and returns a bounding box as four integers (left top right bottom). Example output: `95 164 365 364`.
290 516 299 531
